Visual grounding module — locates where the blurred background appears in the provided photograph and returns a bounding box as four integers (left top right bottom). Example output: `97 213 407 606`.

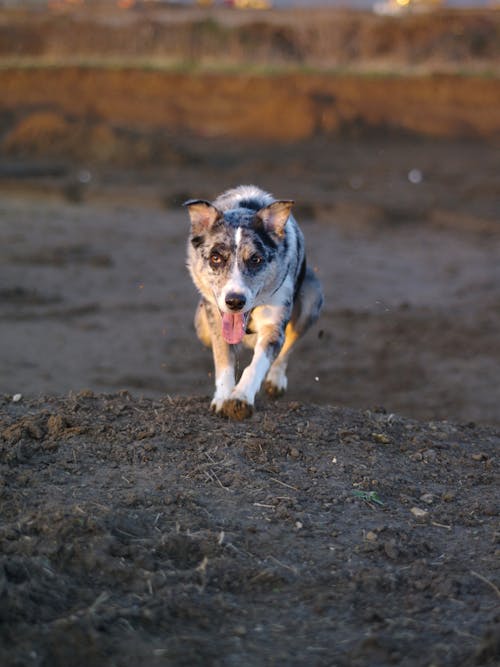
0 0 499 424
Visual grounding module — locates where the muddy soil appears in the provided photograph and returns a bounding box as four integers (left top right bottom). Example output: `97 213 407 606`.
0 392 499 667
1 134 499 426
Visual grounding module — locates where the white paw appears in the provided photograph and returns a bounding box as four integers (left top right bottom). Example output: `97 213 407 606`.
265 366 288 396
211 370 235 413
229 386 253 405
211 391 234 414
211 389 254 419
219 397 254 420
211 396 224 414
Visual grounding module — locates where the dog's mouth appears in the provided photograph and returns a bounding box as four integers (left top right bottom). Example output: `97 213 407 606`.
221 311 249 345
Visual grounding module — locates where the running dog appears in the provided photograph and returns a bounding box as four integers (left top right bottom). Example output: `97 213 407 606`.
184 185 323 420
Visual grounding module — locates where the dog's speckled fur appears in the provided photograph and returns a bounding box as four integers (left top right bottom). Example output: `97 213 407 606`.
185 185 323 420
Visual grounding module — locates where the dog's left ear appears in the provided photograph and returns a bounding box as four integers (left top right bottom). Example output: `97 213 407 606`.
183 200 221 234
256 200 294 240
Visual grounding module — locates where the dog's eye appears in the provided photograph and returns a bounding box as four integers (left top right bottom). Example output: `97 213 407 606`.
209 252 224 269
249 254 263 267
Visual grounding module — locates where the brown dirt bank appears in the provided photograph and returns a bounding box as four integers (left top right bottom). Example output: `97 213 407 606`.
0 392 499 667
1 68 499 163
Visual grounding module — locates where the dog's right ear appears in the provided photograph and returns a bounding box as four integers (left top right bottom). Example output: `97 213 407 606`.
183 200 221 235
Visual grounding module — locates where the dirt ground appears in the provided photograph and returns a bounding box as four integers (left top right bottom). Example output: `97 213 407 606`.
1 134 499 425
0 133 499 666
1 7 499 666
1 392 499 667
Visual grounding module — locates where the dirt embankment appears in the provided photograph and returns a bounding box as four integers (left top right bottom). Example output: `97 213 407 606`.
1 68 499 165
0 7 499 163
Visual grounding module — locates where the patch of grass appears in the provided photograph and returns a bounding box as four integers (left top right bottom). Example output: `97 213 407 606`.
0 56 497 79
352 490 385 507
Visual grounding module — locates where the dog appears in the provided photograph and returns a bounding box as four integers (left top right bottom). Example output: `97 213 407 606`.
184 185 323 420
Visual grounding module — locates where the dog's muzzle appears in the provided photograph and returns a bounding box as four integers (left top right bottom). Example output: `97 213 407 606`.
221 293 249 345
225 292 247 312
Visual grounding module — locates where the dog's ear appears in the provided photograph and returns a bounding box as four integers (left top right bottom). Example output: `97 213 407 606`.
183 200 221 234
256 200 294 240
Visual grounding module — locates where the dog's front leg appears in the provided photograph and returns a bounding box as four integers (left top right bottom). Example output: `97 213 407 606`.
200 300 236 413
220 315 285 420
211 340 236 414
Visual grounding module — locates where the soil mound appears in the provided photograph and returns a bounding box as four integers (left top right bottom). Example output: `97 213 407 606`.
1 392 499 666
1 68 499 162
1 7 499 159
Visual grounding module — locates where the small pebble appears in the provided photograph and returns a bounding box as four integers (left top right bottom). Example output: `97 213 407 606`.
12 393 22 403
408 168 423 184
411 507 429 519
372 433 391 444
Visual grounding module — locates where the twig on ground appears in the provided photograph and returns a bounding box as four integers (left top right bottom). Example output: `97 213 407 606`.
470 570 500 598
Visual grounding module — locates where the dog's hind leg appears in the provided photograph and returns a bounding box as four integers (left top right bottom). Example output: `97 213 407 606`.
264 267 323 398
264 321 300 398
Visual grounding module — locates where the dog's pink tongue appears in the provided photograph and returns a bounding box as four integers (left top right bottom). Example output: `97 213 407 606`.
222 312 246 345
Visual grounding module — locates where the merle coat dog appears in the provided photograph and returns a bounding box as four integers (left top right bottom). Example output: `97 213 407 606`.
185 185 323 420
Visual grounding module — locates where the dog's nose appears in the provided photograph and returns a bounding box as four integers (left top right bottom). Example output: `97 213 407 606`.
225 293 246 311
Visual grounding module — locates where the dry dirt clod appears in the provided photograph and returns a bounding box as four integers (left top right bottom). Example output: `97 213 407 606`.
471 452 489 461
46 414 67 437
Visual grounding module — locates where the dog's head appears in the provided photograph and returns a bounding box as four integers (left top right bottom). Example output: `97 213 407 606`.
185 198 293 344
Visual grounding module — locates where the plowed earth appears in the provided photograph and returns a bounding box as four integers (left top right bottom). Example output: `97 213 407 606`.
0 392 499 667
